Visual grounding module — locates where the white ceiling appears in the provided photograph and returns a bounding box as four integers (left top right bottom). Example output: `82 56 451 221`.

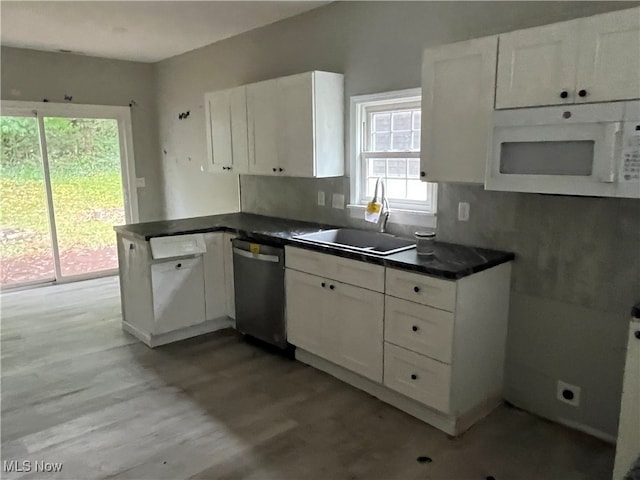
0 1 329 63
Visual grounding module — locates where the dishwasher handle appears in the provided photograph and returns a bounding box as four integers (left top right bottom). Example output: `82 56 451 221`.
233 247 280 263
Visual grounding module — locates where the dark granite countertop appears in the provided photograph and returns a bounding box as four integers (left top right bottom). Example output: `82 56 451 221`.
114 213 514 280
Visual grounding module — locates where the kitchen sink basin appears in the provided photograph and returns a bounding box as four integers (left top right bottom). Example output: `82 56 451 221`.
294 229 416 256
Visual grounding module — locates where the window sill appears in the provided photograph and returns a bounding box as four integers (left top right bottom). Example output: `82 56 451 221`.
346 204 437 229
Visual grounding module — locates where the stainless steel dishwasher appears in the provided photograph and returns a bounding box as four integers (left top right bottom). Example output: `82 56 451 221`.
232 238 287 349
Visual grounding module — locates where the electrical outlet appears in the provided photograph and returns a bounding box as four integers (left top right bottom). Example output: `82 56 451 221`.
458 202 470 221
317 191 325 206
557 380 581 407
332 193 345 210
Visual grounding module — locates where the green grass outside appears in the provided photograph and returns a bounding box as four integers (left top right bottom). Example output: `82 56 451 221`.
0 172 125 258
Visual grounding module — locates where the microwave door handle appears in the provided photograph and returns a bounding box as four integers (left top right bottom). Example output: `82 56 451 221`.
598 122 622 183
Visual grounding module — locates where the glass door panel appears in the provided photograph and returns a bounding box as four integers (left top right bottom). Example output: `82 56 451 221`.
43 117 125 277
0 115 56 287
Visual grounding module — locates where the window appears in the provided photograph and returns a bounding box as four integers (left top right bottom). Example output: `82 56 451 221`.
350 89 437 216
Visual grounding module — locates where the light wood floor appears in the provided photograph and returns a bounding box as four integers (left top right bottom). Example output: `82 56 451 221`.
1 277 614 480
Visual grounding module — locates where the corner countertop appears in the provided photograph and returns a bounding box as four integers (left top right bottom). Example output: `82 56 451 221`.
114 213 514 280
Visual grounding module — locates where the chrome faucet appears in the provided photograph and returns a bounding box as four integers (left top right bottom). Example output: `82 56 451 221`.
377 180 390 234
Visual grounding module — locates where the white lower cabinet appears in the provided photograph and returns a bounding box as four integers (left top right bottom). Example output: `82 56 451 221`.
222 233 236 319
203 233 226 321
285 249 384 382
384 342 451 414
329 280 383 382
151 257 206 334
285 246 512 436
286 269 332 360
384 296 454 364
117 232 236 348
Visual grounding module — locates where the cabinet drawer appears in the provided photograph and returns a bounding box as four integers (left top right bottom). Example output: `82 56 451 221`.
384 343 451 414
285 246 384 292
385 268 456 311
385 296 454 364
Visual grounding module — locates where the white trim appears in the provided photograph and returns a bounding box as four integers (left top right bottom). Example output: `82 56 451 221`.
348 89 437 219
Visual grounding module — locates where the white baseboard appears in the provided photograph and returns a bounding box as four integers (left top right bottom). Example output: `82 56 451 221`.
555 417 617 444
122 316 233 348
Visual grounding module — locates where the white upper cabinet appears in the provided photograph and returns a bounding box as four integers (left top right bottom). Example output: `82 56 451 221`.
496 7 640 108
247 79 279 175
421 35 498 183
277 73 314 177
205 86 249 174
496 20 579 108
576 8 640 104
247 71 344 177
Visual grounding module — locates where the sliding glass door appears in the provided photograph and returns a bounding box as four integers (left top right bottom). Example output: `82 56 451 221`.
0 103 137 288
0 114 56 286
45 117 126 277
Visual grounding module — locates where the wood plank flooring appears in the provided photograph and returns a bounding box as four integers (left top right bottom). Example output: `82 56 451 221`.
1 276 615 479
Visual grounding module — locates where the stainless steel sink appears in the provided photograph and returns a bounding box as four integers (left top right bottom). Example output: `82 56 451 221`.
294 229 416 256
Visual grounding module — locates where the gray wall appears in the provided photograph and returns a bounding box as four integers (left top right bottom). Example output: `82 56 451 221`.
0 46 163 221
157 1 639 438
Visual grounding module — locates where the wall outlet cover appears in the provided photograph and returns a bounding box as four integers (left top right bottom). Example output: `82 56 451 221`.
332 193 345 210
557 380 581 407
318 191 326 206
135 177 146 188
458 202 470 221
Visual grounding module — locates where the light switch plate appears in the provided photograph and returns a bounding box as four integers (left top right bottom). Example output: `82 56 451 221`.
317 191 325 206
332 193 345 209
135 177 146 188
458 202 469 221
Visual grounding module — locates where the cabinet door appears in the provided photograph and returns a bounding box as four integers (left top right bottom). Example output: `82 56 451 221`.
247 80 279 175
613 320 640 480
496 20 580 108
329 280 384 382
576 8 640 104
203 233 226 321
277 73 314 177
384 342 451 413
205 90 232 173
285 269 332 358
228 86 250 174
421 36 497 183
222 233 236 319
151 257 206 334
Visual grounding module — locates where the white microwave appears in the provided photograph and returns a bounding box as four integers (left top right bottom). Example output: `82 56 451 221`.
486 100 640 198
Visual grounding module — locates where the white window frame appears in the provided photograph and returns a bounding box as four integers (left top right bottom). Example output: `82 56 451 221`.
348 89 437 228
